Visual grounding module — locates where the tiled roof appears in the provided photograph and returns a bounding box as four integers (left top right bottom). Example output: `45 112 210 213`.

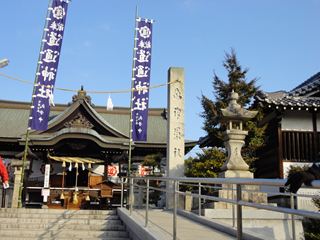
289 72 320 96
256 72 320 109
257 92 320 109
0 100 168 143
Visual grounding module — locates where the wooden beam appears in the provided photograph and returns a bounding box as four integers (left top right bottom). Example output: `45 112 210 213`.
277 124 283 178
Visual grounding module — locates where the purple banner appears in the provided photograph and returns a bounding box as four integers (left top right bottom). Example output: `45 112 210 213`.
29 0 69 131
132 18 153 141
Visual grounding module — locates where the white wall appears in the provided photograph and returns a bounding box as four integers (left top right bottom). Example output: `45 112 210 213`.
282 162 313 178
317 112 320 130
281 111 313 131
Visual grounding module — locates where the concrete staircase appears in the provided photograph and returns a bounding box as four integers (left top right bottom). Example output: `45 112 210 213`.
0 208 130 240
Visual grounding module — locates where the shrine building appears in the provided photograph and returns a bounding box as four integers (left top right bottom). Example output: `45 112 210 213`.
0 88 196 209
255 72 320 178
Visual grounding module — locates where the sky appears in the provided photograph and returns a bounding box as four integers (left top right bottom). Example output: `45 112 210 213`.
1 0 320 144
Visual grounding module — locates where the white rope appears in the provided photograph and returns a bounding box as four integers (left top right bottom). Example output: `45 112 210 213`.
0 71 179 94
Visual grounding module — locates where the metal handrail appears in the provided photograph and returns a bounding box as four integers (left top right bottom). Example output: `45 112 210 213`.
120 177 320 240
124 176 320 188
26 186 101 191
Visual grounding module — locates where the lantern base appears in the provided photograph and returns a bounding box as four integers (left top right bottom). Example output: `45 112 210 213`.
219 170 253 179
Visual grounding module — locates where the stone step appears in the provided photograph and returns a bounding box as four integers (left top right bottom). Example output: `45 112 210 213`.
0 212 119 219
0 208 116 215
0 238 130 240
0 229 129 238
0 216 121 225
0 208 129 239
0 221 126 231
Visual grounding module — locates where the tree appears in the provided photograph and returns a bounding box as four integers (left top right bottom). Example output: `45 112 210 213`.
200 49 265 169
185 147 225 178
141 153 163 206
142 153 162 175
184 147 225 195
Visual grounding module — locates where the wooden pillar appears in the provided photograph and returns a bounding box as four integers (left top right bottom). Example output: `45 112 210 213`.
277 122 284 178
312 112 318 160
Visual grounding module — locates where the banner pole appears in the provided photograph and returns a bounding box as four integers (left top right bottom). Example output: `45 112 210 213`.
18 0 54 208
128 5 138 176
18 129 30 208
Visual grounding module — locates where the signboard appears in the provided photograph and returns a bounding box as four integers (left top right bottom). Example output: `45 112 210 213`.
43 164 50 188
41 188 50 203
107 164 119 177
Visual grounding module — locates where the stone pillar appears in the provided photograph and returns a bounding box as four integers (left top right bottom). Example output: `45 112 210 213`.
166 67 185 209
11 160 30 208
11 167 22 208
185 191 192 211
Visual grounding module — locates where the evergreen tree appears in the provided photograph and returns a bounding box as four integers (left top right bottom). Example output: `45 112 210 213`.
142 153 162 175
185 147 225 178
200 49 265 169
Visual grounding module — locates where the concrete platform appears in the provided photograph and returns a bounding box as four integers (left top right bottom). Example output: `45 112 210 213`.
118 208 237 240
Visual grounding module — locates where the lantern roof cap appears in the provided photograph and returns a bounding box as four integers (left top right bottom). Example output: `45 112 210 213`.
221 90 257 121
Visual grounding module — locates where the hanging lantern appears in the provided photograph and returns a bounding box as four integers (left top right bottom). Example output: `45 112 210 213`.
62 161 66 168
85 194 90 201
82 162 85 171
60 192 65 200
68 162 72 171
72 192 78 205
106 95 113 111
88 163 92 169
75 162 78 168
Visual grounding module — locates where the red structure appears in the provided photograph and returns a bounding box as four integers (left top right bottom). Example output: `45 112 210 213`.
0 156 9 186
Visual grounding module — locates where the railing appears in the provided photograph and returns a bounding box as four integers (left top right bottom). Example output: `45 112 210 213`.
120 176 320 240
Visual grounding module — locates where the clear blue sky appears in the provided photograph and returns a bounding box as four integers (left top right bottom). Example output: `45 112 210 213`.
1 0 320 142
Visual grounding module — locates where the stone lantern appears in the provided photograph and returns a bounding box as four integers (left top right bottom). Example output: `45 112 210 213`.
219 90 257 178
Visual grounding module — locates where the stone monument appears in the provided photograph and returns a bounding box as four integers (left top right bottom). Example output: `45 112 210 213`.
219 90 257 178
215 90 267 208
166 67 185 178
166 67 185 209
203 91 304 239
